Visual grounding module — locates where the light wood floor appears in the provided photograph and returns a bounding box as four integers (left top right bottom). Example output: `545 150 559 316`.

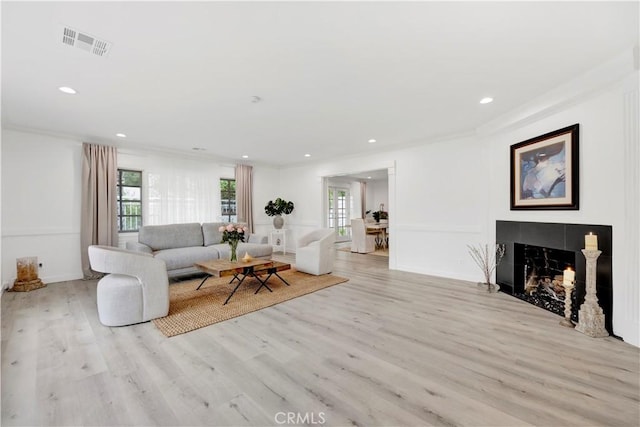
2 250 639 426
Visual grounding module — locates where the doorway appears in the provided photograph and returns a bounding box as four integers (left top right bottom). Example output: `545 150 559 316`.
322 164 395 270
327 186 350 242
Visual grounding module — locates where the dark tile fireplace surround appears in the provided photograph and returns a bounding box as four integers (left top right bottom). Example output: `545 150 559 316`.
496 220 613 334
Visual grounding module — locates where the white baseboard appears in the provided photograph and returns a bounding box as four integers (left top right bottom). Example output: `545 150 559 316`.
3 273 84 290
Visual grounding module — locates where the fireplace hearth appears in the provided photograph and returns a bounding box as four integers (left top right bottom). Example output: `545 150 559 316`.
496 221 613 334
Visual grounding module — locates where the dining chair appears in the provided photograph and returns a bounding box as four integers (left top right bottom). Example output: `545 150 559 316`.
351 218 376 253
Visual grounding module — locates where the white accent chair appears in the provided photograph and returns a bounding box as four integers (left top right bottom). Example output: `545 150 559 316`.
295 229 336 275
351 218 376 253
88 245 169 327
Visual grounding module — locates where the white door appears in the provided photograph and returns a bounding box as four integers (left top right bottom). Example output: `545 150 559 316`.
327 186 351 242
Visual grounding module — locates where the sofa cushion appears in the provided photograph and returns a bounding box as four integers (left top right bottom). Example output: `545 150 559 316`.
247 234 268 244
138 223 203 251
202 222 228 246
153 247 219 271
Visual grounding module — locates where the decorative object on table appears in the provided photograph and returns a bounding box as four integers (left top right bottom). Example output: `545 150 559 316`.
510 123 579 210
11 256 46 292
560 267 576 327
575 248 609 337
242 251 253 262
219 223 246 262
264 197 295 229
371 203 388 223
467 243 506 292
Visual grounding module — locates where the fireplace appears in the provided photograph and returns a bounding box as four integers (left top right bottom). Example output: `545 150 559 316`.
515 244 577 322
496 221 613 334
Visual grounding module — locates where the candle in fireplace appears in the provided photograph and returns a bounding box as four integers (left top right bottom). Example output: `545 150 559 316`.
585 232 598 250
563 267 575 286
561 267 576 328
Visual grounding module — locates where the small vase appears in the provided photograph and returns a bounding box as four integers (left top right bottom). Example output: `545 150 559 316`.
229 240 239 262
273 215 284 229
477 282 500 293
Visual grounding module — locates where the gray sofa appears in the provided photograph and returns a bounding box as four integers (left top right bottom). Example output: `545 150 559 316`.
126 222 273 278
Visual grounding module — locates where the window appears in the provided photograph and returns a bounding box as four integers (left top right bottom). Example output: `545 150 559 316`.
220 178 236 222
117 169 142 232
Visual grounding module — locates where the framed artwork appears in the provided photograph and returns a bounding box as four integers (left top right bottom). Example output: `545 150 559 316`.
510 124 579 210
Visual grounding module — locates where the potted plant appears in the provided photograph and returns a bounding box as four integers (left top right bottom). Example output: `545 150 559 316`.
467 243 506 292
372 210 388 223
264 198 295 229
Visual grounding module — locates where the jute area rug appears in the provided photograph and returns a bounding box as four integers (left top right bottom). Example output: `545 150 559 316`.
153 269 348 337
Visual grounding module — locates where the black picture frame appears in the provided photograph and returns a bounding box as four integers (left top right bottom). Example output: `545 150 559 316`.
510 124 579 210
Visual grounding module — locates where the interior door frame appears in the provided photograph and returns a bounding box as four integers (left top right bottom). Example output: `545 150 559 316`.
321 161 396 270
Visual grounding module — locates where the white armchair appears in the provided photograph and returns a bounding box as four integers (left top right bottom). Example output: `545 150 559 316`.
88 245 169 326
351 218 376 253
295 229 336 275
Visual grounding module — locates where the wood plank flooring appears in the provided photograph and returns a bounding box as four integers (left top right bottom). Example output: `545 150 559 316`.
2 250 639 426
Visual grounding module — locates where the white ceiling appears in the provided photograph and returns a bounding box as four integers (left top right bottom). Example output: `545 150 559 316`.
2 1 638 167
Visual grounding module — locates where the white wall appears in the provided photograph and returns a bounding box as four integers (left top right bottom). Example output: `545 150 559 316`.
1 129 83 286
0 125 3 289
350 181 362 220
392 135 487 278
252 165 282 236
369 179 388 213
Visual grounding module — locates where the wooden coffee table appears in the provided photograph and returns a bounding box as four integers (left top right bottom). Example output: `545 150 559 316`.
194 259 291 305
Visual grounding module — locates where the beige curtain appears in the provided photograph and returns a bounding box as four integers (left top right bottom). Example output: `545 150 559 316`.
235 164 254 233
81 143 118 279
360 181 367 218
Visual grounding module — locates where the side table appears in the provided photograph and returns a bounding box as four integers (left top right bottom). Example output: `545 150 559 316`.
270 229 287 254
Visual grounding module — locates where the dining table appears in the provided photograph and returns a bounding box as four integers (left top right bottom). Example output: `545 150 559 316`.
366 222 388 249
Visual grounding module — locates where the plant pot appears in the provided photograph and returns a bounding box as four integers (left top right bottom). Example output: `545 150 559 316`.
273 215 284 229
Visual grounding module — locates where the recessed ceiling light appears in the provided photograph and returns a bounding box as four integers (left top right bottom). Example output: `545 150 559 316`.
58 86 77 94
367 176 372 179
116 133 127 138
368 139 376 143
480 97 494 104
241 155 249 159
304 154 311 157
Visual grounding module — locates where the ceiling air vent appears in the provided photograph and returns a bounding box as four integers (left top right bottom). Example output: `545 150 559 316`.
60 25 112 57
